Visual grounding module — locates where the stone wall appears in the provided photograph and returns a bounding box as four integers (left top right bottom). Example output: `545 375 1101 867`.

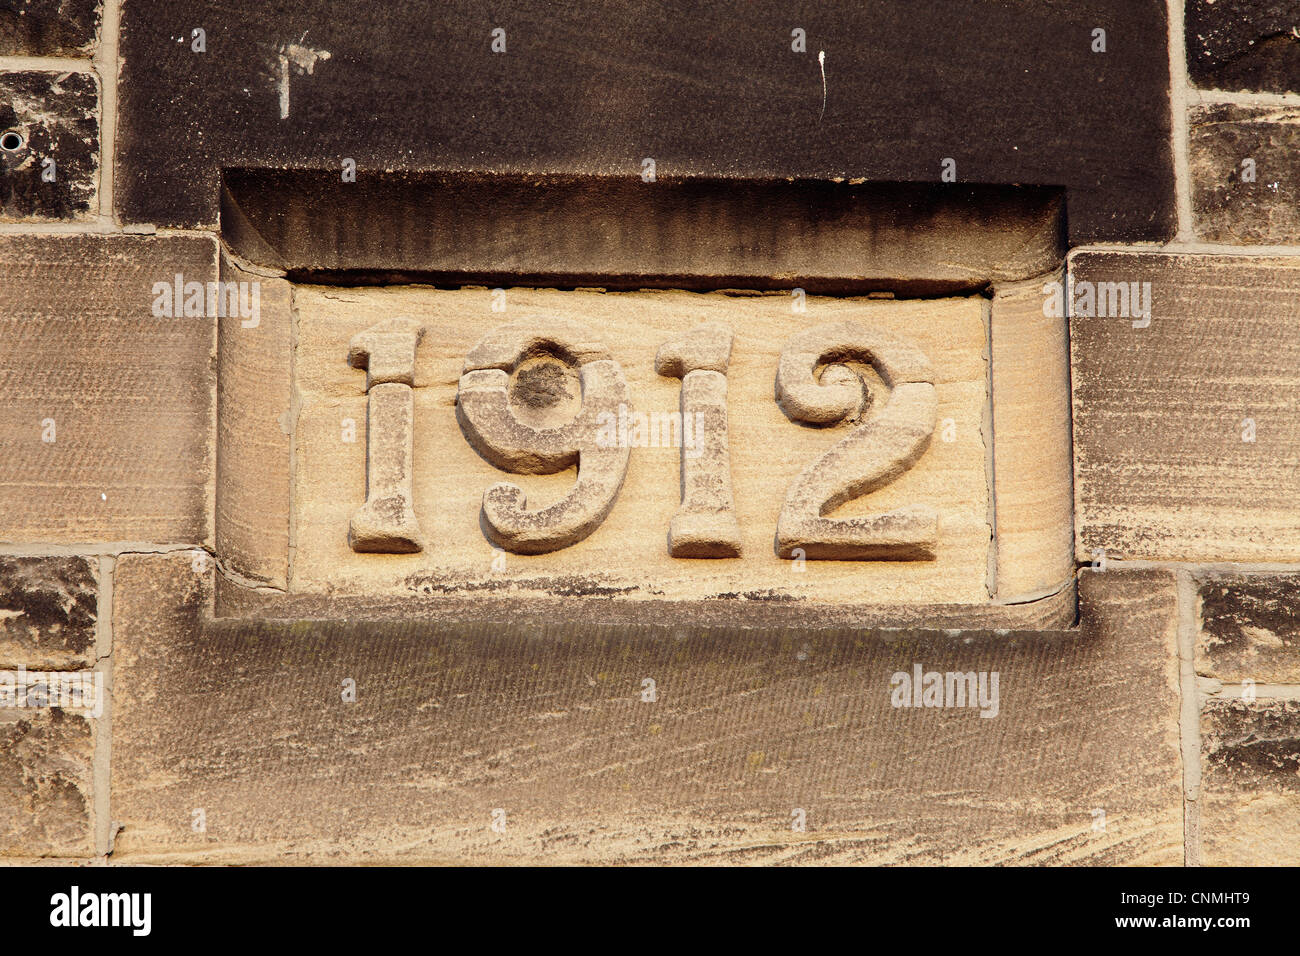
0 0 1296 865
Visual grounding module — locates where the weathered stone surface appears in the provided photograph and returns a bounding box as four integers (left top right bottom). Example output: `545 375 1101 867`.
349 382 422 554
0 0 99 56
216 558 1078 631
1198 574 1300 683
1186 0 1300 93
773 321 938 560
289 287 996 616
458 317 633 556
215 253 291 586
112 555 1180 864
0 557 96 670
0 709 94 858
989 272 1074 602
1070 252 1300 563
0 235 216 544
347 317 423 389
1200 699 1300 865
119 0 1173 242
223 174 1064 296
657 326 742 559
1190 103 1300 244
0 70 98 221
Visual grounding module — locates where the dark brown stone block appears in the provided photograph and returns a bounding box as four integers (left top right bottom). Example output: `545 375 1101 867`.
0 235 216 544
1190 103 1300 244
1200 699 1300 865
0 0 99 56
223 173 1064 295
1070 252 1300 562
1196 572 1300 686
112 556 1180 864
1186 0 1300 93
0 70 98 221
1198 574 1300 684
0 557 96 670
0 709 94 858
117 0 1174 242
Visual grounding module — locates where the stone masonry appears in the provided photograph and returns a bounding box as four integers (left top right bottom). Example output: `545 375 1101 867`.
0 1 1297 865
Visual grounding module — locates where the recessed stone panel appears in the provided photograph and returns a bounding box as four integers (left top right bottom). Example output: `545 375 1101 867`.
291 287 994 613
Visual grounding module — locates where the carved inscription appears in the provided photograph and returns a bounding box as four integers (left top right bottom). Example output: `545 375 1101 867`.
350 314 941 561
456 317 632 554
774 322 938 559
347 317 424 553
655 322 743 558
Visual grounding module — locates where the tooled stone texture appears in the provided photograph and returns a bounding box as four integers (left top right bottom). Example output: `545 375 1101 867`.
111 555 1181 864
0 235 216 544
290 286 993 609
1200 699 1300 865
1071 252 1300 562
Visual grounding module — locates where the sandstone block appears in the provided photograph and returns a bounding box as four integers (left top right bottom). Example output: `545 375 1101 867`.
1071 252 1300 562
0 71 98 221
111 555 1181 864
0 235 216 545
1200 700 1300 865
0 557 96 671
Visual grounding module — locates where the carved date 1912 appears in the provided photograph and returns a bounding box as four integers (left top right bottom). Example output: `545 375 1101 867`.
347 316 938 560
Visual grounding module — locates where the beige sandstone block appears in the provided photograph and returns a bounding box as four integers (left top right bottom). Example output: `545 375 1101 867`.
0 235 216 545
215 252 292 586
111 554 1180 865
990 272 1074 601
1197 573 1300 684
349 382 423 553
1071 252 1300 562
0 557 97 671
289 286 995 614
0 709 94 858
1200 700 1300 866
656 324 743 559
1190 103 1300 245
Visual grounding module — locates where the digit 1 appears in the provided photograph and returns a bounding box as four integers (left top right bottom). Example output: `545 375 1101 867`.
655 322 743 557
346 317 425 553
